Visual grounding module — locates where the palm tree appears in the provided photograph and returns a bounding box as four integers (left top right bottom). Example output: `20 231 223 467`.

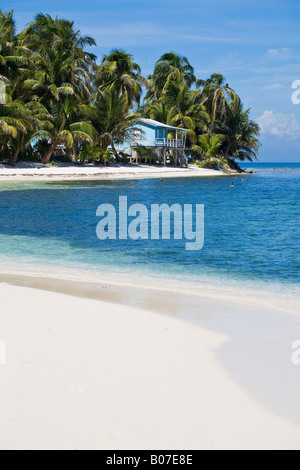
0 10 31 84
23 49 78 105
20 13 96 65
17 14 97 163
0 84 28 164
146 52 196 100
35 96 95 163
0 10 15 82
20 14 96 102
8 101 51 164
198 73 236 136
0 98 26 142
217 96 260 162
191 134 224 167
82 87 139 160
0 87 50 164
163 78 209 142
146 101 175 126
97 49 148 107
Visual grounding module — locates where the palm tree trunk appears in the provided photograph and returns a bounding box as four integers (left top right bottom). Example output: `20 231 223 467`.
71 148 77 162
8 151 19 166
224 143 231 160
163 148 167 167
8 136 23 166
111 142 121 163
227 158 244 173
41 141 57 164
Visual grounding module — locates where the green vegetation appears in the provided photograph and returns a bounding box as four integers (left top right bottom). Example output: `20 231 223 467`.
0 10 260 168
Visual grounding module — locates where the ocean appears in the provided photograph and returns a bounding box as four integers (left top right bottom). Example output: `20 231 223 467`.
239 162 300 169
0 163 299 296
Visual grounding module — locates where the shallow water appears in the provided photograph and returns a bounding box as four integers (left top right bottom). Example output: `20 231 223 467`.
0 168 299 295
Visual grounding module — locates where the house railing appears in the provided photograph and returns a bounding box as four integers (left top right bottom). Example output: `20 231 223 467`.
130 138 185 148
155 138 184 148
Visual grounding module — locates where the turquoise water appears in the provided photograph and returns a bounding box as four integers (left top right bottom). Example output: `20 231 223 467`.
0 166 299 294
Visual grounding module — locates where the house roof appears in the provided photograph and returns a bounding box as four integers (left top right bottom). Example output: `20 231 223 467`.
139 118 188 132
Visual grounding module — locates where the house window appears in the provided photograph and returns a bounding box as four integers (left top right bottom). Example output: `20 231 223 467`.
134 130 142 140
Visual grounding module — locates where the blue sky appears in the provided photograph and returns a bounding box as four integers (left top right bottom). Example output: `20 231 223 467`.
2 0 300 161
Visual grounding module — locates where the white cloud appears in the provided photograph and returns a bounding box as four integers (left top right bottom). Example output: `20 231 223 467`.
256 111 300 139
265 48 292 60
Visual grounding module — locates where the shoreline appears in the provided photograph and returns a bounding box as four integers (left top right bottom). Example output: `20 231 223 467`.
0 262 299 315
1 281 300 449
0 162 239 183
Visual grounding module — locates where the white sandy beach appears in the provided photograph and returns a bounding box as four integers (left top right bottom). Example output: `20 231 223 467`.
0 162 237 182
1 283 300 450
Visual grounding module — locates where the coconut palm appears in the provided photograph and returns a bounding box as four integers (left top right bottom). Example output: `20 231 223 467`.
0 10 16 82
34 95 96 163
20 13 96 64
0 89 28 164
146 101 175 126
217 96 260 162
198 73 237 136
146 52 196 101
97 49 148 107
0 99 26 143
0 87 51 164
8 101 51 164
82 87 139 160
0 10 31 84
163 78 209 142
191 134 224 167
23 50 78 105
20 13 96 102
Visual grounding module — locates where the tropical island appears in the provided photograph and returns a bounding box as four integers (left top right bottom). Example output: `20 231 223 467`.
0 10 260 173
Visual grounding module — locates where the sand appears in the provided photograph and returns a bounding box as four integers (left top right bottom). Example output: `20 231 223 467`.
1 283 300 450
0 162 238 182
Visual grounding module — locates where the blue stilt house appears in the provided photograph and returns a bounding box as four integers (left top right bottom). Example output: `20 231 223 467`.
116 118 188 166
